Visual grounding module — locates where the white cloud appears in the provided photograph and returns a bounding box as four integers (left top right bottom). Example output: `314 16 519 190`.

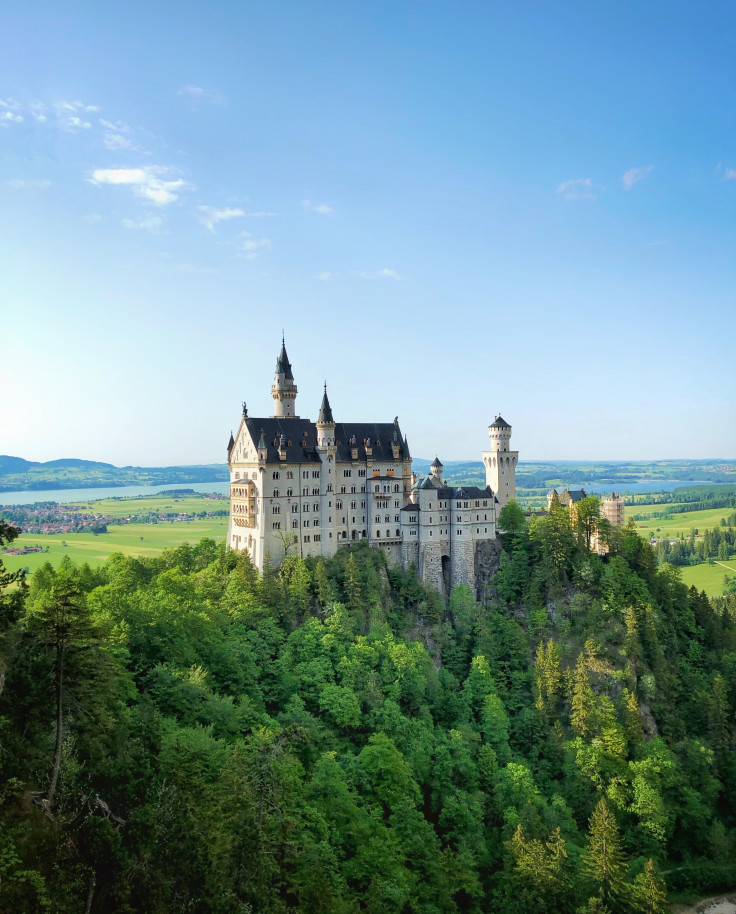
178 85 227 105
622 165 653 190
83 213 102 223
301 199 335 215
314 271 332 281
723 167 736 181
6 179 51 189
89 166 191 206
122 214 164 232
103 133 135 151
28 101 47 122
55 100 98 131
196 205 245 231
242 211 277 217
359 268 406 281
0 99 23 125
556 178 596 200
240 233 272 259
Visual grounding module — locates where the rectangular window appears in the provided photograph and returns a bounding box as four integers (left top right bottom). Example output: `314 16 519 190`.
304 535 310 542
343 469 352 477
314 534 321 542
358 469 366 477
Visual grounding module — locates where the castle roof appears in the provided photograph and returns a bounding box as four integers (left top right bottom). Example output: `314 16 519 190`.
431 456 443 468
317 386 334 424
401 503 420 512
275 340 294 380
227 431 235 453
490 415 511 429
241 417 409 464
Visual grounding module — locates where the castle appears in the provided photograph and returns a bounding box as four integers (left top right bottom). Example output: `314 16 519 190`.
227 340 517 597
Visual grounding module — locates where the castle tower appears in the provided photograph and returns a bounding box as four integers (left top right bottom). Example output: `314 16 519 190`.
483 415 518 508
316 383 335 446
430 456 443 486
270 337 298 418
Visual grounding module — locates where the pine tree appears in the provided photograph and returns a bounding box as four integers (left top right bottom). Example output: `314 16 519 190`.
571 653 595 737
622 688 644 746
632 859 668 914
582 798 629 909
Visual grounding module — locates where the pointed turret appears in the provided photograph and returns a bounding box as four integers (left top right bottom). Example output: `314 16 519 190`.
318 384 334 423
271 335 298 417
430 456 443 485
316 382 336 447
403 436 411 459
227 431 235 454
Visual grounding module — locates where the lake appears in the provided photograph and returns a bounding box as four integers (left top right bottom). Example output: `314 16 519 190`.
0 481 231 506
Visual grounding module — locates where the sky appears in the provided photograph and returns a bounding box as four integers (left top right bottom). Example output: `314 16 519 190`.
2 0 735 465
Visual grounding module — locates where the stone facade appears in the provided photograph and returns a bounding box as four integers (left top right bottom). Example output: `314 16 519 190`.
227 341 517 597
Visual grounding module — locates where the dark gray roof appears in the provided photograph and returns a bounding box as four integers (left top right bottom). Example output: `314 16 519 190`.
431 456 443 468
275 341 294 380
490 415 511 429
401 503 420 512
403 436 411 459
243 417 409 465
227 432 235 453
318 387 334 424
567 489 587 502
431 485 494 500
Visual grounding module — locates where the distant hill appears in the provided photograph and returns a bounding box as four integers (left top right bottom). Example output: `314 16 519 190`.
0 456 116 474
0 456 228 493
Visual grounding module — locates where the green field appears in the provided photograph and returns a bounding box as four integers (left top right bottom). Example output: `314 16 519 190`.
626 504 733 538
679 559 736 595
3 517 228 575
56 493 229 517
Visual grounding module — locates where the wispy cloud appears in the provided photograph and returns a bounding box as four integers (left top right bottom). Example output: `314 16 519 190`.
89 166 191 206
122 214 165 232
358 268 406 281
178 85 227 105
314 271 332 281
240 232 272 260
6 178 51 189
196 205 245 231
723 167 736 181
242 210 277 217
0 98 23 125
622 165 653 190
556 178 596 200
301 199 335 215
55 100 98 131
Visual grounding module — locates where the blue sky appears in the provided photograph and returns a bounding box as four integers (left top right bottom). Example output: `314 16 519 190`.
2 1 735 464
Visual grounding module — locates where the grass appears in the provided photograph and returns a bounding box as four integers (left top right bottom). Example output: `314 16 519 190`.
626 505 734 538
56 493 229 517
679 560 736 597
3 516 228 575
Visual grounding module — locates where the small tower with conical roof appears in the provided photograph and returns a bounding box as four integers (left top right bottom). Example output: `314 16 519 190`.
483 415 518 509
430 456 444 486
271 336 298 418
316 383 335 446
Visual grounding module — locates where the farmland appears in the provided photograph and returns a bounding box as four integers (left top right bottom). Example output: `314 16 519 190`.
1 492 229 575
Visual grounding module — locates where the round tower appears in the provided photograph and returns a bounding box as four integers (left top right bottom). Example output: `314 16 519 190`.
430 456 443 486
483 415 518 508
271 337 298 418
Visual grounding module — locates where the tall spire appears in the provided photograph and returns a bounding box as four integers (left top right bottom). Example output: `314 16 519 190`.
318 382 334 424
271 335 298 417
275 336 294 381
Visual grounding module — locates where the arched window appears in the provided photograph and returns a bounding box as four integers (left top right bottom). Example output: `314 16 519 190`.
393 484 399 492
273 489 279 497
287 488 293 497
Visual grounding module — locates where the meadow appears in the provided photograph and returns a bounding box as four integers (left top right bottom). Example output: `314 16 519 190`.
625 504 733 537
2 493 228 575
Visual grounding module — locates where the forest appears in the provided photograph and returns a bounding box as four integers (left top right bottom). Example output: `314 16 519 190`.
1 498 735 913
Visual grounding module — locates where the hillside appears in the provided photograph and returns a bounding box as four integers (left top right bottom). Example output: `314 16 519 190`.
0 455 228 492
0 506 735 911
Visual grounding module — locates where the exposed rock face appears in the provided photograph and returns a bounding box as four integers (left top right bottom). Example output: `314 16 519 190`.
474 538 502 602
